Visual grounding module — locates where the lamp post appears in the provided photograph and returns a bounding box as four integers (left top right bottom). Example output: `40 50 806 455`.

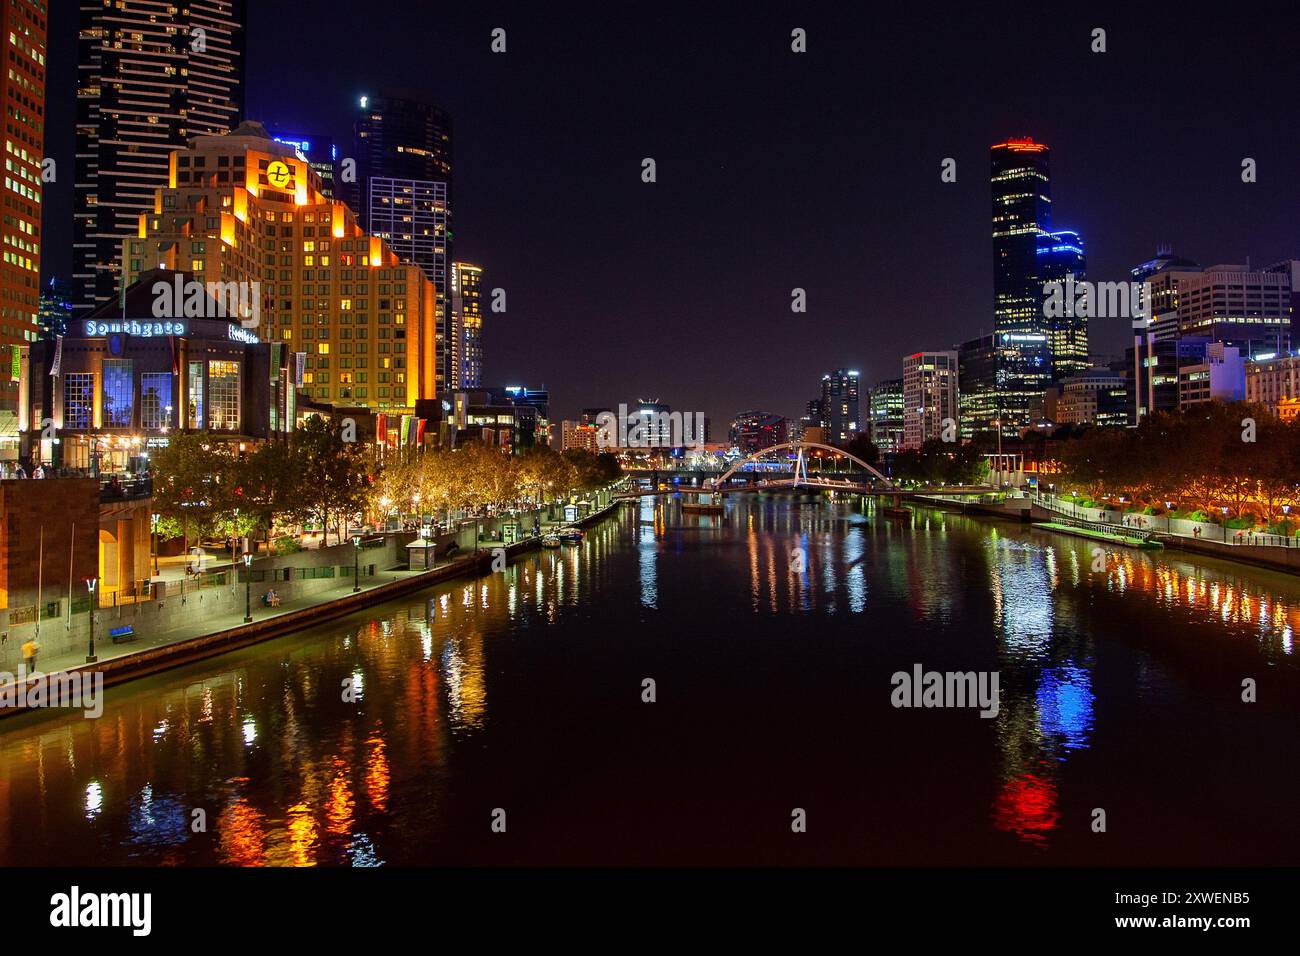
352 534 362 592
242 552 253 623
85 577 98 663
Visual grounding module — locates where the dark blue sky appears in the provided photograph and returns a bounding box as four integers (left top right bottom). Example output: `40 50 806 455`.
44 2 1300 426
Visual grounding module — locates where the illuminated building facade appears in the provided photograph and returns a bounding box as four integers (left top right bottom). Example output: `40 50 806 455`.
74 0 246 315
1244 353 1300 415
902 351 958 450
561 419 599 453
0 0 45 466
820 368 859 444
450 260 482 388
868 378 904 455
21 271 290 473
729 410 787 454
1038 229 1088 380
351 93 453 387
122 122 438 413
270 131 338 199
991 138 1057 429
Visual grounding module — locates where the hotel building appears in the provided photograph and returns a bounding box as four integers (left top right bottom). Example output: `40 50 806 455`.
122 121 439 413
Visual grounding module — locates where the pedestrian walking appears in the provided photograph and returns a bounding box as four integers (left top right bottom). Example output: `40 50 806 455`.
21 638 38 676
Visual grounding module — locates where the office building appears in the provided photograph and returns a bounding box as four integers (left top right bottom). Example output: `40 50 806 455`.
1046 370 1129 427
1245 353 1300 415
820 369 859 444
1038 229 1088 380
351 93 453 387
74 0 247 314
990 138 1060 428
902 351 959 450
868 378 904 456
561 419 599 453
1178 343 1245 409
123 121 438 413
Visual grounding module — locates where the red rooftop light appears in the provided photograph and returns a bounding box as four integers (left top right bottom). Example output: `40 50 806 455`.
992 137 1047 152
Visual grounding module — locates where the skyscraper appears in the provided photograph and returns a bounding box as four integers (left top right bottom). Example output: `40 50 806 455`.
352 93 453 388
451 261 483 388
74 0 246 314
868 378 904 456
0 0 45 430
990 138 1054 430
820 369 860 445
1038 229 1088 380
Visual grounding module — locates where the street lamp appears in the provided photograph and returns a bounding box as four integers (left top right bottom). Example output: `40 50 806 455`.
85 577 98 663
242 552 253 623
352 534 362 592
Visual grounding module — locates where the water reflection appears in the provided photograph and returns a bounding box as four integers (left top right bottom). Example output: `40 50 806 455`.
0 499 1296 865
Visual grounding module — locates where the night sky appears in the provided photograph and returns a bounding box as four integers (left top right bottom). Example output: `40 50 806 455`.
42 2 1300 427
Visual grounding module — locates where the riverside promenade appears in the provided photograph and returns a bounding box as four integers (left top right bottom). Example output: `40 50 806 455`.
0 489 627 717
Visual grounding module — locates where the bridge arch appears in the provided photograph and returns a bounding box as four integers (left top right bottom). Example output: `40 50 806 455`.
710 441 894 490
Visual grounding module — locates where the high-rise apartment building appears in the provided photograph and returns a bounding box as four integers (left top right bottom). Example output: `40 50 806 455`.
902 351 959 450
451 260 482 388
351 93 453 388
74 0 247 315
123 122 438 412
820 368 859 445
0 0 45 443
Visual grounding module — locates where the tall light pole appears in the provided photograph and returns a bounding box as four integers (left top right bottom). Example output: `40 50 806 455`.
242 552 253 623
352 534 362 592
85 577 98 663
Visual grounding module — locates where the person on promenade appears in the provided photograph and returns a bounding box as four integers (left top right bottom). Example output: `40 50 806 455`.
21 638 38 676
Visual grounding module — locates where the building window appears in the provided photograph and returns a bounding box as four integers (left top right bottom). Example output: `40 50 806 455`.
141 372 173 430
102 360 133 427
208 361 241 430
187 361 204 429
64 372 94 429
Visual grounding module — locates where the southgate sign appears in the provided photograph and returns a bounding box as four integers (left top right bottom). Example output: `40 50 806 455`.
84 320 186 338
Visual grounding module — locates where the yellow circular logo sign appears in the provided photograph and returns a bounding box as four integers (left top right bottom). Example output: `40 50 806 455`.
266 161 292 190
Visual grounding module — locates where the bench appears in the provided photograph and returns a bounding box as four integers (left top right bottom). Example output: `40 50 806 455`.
263 592 281 608
109 625 137 644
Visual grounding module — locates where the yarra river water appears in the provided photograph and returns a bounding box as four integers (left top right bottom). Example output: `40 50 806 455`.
1 496 1298 866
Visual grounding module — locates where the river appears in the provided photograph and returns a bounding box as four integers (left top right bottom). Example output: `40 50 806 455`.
1 495 1297 865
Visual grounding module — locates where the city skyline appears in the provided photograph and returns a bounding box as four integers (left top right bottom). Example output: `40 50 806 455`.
36 3 1300 426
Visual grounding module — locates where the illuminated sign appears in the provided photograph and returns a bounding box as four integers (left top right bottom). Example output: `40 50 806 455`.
84 320 185 338
266 161 293 190
227 325 260 344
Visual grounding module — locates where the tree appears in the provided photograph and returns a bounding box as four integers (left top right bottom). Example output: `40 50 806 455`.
292 415 368 544
839 433 880 467
151 433 235 549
